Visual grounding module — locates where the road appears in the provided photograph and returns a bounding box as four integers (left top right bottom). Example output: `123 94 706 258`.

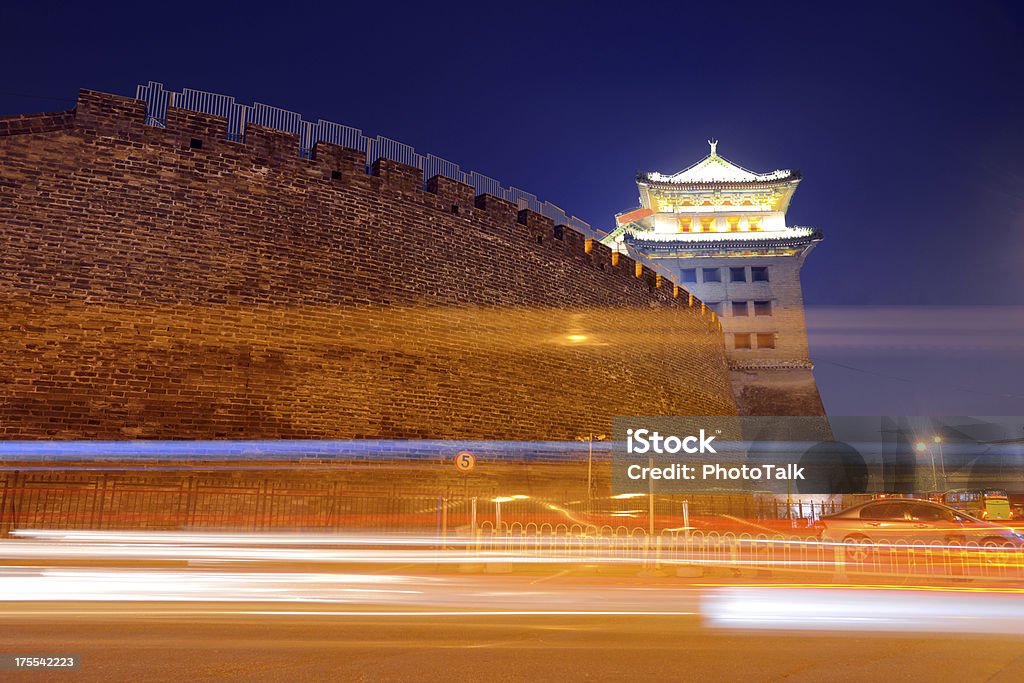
3 530 1024 680
3 602 1024 682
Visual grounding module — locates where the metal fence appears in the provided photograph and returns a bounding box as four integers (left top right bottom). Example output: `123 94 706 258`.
132 81 602 242
129 81 698 297
175 88 247 141
128 81 698 294
755 498 843 521
4 471 1022 582
0 471 838 535
0 473 472 533
462 526 1024 583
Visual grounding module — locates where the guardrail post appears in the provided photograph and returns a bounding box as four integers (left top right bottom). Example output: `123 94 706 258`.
458 525 483 574
676 531 702 577
637 534 665 576
435 495 442 551
441 496 448 550
832 542 848 582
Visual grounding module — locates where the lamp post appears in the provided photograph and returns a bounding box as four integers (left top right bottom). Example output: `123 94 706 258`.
576 434 607 510
933 435 947 487
915 441 938 492
648 453 656 537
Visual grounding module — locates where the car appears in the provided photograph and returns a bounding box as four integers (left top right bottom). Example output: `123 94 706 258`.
943 488 1013 521
818 499 1024 554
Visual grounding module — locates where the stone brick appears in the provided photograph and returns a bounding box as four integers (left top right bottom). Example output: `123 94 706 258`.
0 90 738 442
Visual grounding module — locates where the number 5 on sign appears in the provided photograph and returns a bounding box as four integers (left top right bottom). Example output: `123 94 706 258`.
454 451 476 473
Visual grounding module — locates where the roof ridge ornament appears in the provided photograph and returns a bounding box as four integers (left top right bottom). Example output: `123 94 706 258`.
642 142 794 184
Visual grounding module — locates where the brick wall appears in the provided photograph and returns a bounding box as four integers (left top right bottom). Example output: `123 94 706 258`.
729 368 827 417
714 254 825 416
0 90 737 441
666 253 827 416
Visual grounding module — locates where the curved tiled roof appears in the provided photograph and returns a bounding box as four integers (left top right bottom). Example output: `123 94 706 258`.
622 229 822 252
641 145 796 186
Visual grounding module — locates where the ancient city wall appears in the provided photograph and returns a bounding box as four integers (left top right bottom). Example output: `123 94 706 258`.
0 90 737 441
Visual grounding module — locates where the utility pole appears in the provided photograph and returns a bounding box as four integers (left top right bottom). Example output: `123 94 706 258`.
576 434 607 512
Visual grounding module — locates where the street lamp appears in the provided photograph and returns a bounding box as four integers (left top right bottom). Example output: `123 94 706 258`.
932 435 947 486
915 441 938 492
576 434 607 509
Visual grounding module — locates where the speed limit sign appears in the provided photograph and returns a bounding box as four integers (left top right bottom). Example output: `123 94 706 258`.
454 451 476 473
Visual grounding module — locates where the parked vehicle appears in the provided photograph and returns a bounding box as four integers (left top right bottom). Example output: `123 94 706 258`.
942 489 1012 521
818 499 1024 555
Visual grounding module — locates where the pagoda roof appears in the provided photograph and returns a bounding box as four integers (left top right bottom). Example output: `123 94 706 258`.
601 221 822 256
640 141 797 187
621 228 822 253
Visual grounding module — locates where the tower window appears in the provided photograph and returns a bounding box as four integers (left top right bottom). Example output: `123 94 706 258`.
748 217 761 232
729 267 747 282
732 301 748 317
756 333 776 349
701 268 721 283
751 267 769 282
189 138 203 149
680 268 697 283
734 333 752 350
678 217 692 232
754 301 772 316
700 217 715 232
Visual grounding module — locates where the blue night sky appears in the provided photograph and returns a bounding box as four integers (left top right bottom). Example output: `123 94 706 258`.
2 1 1022 415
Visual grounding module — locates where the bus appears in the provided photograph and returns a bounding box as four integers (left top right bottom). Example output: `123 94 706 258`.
942 489 1012 521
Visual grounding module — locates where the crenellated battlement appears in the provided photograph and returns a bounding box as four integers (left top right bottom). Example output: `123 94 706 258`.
0 87 714 325
135 82 694 295
0 86 736 440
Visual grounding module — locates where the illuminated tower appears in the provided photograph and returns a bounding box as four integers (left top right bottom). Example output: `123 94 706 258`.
603 141 825 416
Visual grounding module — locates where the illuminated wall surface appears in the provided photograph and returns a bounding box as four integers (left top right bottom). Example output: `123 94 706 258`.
0 90 738 441
603 144 827 416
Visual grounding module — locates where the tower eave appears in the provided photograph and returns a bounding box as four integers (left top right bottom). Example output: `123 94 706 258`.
637 175 801 214
619 229 823 254
638 170 802 189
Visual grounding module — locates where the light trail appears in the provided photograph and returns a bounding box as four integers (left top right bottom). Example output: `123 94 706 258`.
0 569 424 603
12 528 1024 553
2 529 1022 580
236 611 697 617
703 587 1024 633
0 566 702 613
4 530 1024 635
0 608 698 618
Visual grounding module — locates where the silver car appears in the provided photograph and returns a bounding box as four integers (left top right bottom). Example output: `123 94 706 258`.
819 499 1024 553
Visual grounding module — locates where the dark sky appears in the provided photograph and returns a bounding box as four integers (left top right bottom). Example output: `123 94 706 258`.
2 1 1022 415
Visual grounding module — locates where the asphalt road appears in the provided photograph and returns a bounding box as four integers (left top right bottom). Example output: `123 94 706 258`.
4 530 1024 681
2 601 1024 682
